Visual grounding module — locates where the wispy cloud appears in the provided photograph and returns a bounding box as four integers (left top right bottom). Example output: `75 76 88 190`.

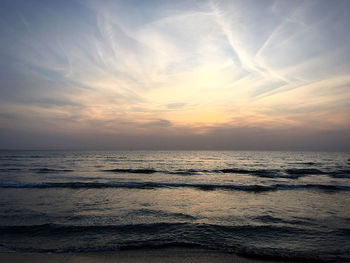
0 0 349 149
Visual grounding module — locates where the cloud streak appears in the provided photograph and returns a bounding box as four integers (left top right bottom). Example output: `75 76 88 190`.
0 0 349 149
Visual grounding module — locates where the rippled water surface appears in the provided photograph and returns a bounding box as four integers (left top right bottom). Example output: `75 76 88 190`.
0 150 349 261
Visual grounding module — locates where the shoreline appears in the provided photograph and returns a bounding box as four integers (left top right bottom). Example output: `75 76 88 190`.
0 248 290 263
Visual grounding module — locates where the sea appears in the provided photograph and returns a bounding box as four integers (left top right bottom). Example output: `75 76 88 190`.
0 150 349 262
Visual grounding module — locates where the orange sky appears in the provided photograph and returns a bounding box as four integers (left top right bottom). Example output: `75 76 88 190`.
1 0 350 149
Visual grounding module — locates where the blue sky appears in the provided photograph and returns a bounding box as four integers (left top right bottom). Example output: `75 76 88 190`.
1 0 350 150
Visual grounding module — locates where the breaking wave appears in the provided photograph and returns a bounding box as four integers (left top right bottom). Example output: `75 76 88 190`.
0 182 348 192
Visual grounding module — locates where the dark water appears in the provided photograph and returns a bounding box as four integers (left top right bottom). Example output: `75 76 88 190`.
0 150 349 262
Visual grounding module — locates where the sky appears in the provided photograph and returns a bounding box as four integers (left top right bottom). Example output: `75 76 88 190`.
0 0 350 150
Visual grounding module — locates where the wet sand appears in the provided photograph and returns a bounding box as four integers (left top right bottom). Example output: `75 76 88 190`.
0 249 288 263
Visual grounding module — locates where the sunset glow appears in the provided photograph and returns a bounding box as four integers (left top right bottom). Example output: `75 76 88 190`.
1 0 350 149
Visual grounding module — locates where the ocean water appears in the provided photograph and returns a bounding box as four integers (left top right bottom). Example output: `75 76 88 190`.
0 150 349 262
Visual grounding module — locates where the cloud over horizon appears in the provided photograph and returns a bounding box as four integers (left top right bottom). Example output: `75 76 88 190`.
0 0 350 150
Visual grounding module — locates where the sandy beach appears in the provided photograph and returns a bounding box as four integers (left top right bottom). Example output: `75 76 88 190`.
0 249 288 263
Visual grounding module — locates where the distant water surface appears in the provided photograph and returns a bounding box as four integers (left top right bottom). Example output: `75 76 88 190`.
0 150 349 262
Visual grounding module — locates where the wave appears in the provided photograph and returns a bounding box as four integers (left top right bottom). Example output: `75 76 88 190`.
288 162 316 166
0 222 346 262
285 168 326 175
0 243 343 262
101 167 347 179
218 168 306 179
219 168 272 174
31 168 74 173
303 162 316 165
253 215 314 226
131 209 196 220
168 169 201 175
0 168 23 171
0 155 53 159
0 181 348 192
0 222 319 238
329 170 350 179
3 164 345 180
102 167 308 178
103 168 157 174
103 168 209 175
